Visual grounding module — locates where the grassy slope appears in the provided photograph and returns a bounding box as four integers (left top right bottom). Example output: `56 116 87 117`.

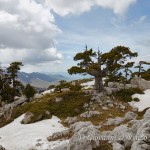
11 91 91 123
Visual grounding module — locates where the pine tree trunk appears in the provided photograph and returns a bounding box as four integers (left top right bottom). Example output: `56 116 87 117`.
94 76 103 92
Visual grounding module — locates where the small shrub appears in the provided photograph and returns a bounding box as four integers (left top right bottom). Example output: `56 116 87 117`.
137 107 150 118
114 88 144 102
48 85 56 90
133 97 140 102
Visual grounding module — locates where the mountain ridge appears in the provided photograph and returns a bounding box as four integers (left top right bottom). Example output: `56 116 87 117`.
18 72 68 88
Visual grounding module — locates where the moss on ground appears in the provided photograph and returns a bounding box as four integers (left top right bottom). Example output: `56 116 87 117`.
10 91 91 124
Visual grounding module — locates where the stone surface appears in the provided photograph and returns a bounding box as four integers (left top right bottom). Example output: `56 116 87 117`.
64 117 78 125
21 112 35 124
131 120 150 150
80 111 101 118
105 117 125 126
62 88 70 92
110 125 134 148
113 142 125 150
104 87 113 95
83 103 89 108
55 97 63 102
131 77 150 91
124 111 137 121
143 108 150 120
67 125 101 150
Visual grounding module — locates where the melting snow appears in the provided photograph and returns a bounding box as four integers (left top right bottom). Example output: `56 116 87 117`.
129 89 150 112
0 115 68 150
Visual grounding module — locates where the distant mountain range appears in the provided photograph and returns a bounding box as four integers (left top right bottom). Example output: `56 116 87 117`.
18 72 92 89
18 72 68 89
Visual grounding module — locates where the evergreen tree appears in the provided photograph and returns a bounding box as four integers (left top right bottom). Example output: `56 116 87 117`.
68 46 106 92
134 61 150 77
102 46 137 84
23 84 36 100
68 46 137 92
7 61 24 101
141 68 150 80
123 62 135 83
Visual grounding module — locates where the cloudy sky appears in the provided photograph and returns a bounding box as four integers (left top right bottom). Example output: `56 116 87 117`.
0 0 150 73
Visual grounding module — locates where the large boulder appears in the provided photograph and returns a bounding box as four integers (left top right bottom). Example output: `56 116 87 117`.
131 77 150 91
67 125 101 150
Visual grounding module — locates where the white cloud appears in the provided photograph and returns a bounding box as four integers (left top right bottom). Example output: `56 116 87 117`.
46 0 137 16
0 47 63 65
0 11 18 24
0 0 138 72
0 0 62 66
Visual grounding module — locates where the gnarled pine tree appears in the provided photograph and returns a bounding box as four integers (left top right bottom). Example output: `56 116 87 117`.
68 46 106 92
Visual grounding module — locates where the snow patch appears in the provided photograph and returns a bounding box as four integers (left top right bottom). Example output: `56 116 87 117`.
81 80 94 89
0 115 68 150
129 89 150 112
42 89 54 95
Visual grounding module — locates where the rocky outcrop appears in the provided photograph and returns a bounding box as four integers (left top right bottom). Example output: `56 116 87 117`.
48 121 104 150
130 108 150 150
131 77 150 91
0 96 28 120
91 91 114 108
104 108 150 150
